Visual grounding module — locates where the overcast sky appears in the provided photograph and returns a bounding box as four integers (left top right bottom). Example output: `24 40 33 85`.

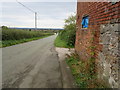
0 0 77 29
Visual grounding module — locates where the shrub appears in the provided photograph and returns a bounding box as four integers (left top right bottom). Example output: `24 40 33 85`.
2 27 53 41
58 15 76 47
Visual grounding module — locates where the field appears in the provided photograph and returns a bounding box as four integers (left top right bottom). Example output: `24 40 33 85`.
0 27 55 47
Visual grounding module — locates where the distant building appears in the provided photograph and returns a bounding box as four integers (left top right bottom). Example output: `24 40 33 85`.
75 1 120 88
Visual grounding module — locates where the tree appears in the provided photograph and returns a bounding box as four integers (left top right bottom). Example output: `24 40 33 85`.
65 15 76 25
60 15 76 47
1 26 8 30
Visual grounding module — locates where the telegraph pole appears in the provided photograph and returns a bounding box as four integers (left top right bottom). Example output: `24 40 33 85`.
35 12 37 29
16 0 37 29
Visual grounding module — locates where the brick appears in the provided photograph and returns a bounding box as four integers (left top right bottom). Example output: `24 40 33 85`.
75 2 120 88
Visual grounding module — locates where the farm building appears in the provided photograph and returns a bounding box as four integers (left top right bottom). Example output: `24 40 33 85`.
75 1 120 88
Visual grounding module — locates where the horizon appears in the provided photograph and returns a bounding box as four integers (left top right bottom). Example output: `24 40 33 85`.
9 27 64 30
1 26 64 29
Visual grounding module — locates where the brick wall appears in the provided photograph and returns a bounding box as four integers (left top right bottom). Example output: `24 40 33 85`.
75 2 120 88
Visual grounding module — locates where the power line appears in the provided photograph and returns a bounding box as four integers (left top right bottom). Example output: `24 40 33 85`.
16 0 37 28
16 0 35 13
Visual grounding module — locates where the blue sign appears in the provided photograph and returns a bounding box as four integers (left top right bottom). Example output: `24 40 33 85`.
81 16 89 28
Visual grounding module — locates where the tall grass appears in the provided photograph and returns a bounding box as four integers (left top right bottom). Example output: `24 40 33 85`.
66 53 108 88
54 35 74 48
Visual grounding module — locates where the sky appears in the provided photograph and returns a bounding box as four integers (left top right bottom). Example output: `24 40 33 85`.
0 0 77 29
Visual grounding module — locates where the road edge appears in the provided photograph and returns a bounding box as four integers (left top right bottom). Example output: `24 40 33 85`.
55 47 76 88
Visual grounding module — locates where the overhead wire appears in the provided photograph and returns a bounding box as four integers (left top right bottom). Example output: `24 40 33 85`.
16 0 36 13
16 0 38 28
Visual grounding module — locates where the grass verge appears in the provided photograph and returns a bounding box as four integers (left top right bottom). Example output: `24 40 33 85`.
0 35 52 48
66 53 108 88
54 35 74 48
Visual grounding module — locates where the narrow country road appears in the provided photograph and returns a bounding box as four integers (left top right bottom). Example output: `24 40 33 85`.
2 35 62 88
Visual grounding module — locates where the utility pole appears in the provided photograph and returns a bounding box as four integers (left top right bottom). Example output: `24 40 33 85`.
16 0 37 29
35 12 37 29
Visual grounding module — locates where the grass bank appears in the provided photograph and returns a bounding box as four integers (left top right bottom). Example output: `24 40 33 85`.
2 28 53 41
0 35 52 48
66 53 108 88
0 27 54 47
54 35 74 48
54 15 76 48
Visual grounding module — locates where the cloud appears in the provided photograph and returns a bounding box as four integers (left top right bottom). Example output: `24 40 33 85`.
37 18 64 28
2 14 35 27
1 0 77 2
2 14 64 28
1 2 77 28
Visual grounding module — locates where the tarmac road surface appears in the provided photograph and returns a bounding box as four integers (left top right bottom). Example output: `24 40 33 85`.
2 35 62 88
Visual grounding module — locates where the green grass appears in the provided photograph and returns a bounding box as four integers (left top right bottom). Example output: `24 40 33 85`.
0 41 2 48
0 27 54 48
54 35 74 48
66 53 108 88
2 28 53 41
0 35 52 48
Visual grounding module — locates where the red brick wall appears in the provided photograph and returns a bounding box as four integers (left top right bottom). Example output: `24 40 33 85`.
75 2 120 88
75 2 120 60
